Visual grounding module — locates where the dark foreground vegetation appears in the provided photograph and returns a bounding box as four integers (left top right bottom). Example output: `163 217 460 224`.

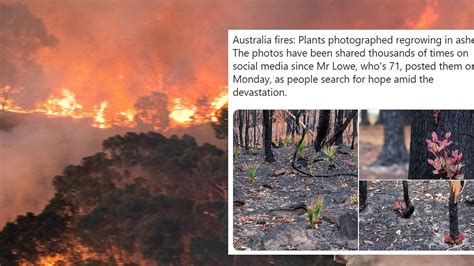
0 108 339 265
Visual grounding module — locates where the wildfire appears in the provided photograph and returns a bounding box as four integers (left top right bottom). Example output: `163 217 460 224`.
118 109 137 127
38 89 84 118
169 98 197 125
93 101 109 129
1 86 228 129
210 91 228 122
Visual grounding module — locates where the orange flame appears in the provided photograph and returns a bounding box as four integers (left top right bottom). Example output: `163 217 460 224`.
38 89 84 118
169 98 197 125
210 91 228 122
2 86 228 129
93 101 109 129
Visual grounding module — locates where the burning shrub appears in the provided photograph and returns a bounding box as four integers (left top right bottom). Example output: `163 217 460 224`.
426 132 464 180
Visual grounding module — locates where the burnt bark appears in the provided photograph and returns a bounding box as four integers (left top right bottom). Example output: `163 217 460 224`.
311 111 317 144
403 110 413 125
244 110 250 150
400 181 415 218
335 110 344 145
360 110 370 126
263 110 275 162
294 110 302 136
253 110 257 147
408 110 474 179
351 111 358 150
314 110 331 152
238 110 244 147
448 187 460 240
371 110 408 166
375 111 385 125
359 181 367 212
327 110 357 147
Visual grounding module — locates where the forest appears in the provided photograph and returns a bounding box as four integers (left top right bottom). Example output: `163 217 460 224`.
232 110 358 250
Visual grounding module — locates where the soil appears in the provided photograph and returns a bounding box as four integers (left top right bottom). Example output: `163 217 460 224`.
233 143 358 251
359 180 474 250
359 125 411 180
340 255 474 266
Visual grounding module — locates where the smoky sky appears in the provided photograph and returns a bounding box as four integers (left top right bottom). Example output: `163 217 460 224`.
0 3 56 106
2 0 472 107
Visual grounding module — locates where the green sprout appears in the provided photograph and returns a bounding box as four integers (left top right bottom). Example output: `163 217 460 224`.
298 140 305 157
323 145 337 168
242 162 260 183
233 147 240 159
307 195 324 228
283 137 291 149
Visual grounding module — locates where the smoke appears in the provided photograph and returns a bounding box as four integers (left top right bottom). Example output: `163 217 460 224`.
0 112 224 226
0 3 56 106
3 0 472 108
0 113 112 225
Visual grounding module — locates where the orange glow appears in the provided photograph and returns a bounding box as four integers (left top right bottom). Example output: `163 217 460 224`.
118 109 137 127
169 98 197 125
38 89 84 118
33 255 67 266
93 101 109 129
405 0 439 29
210 90 228 122
3 86 227 129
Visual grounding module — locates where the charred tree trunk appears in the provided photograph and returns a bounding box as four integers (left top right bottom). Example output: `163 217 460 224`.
375 111 385 125
359 181 367 212
253 110 257 147
327 110 357 146
294 110 301 135
403 110 413 125
288 110 300 140
244 110 250 150
285 112 292 138
448 187 460 240
263 110 275 162
238 110 244 147
400 181 415 218
275 110 280 144
314 110 331 152
360 110 370 126
312 111 317 144
351 111 358 150
371 110 408 166
335 110 344 145
408 111 474 179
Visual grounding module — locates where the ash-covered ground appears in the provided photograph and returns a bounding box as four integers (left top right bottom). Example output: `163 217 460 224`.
233 145 358 251
360 180 474 250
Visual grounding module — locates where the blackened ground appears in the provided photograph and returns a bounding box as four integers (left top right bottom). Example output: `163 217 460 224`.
233 144 358 251
360 180 474 250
